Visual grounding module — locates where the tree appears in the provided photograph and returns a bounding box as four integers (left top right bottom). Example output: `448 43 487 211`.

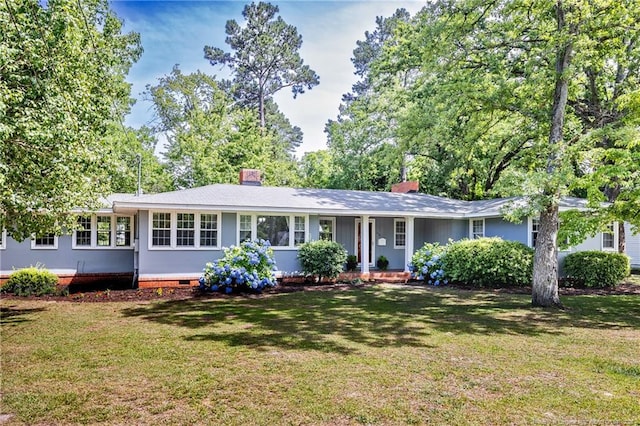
0 0 142 241
106 125 174 194
203 1 319 133
375 0 640 307
146 66 300 188
325 9 413 191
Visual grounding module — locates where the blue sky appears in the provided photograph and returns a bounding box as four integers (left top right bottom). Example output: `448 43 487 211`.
110 0 426 156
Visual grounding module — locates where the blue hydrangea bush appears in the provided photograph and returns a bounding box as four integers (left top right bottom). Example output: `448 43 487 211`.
200 239 277 293
409 242 448 286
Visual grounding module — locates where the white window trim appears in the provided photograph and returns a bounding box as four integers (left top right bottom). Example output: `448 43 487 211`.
148 211 221 250
31 234 58 250
527 217 538 248
394 218 406 249
355 218 376 266
0 229 6 250
601 222 618 251
469 218 485 239
318 217 336 242
72 215 135 250
236 212 309 249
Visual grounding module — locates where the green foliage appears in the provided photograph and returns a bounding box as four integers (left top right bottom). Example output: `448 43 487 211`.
2 266 58 296
298 240 348 282
346 255 358 272
201 240 277 293
563 251 630 288
0 0 142 240
409 242 447 285
376 255 389 271
442 238 534 288
204 1 319 150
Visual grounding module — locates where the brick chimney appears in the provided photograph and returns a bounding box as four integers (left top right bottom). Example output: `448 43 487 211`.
391 181 419 193
239 169 262 186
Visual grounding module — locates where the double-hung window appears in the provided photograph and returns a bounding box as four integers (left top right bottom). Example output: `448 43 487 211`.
394 219 406 248
0 229 5 250
200 214 218 247
176 213 195 247
530 218 540 248
470 219 485 239
75 216 92 247
116 217 132 247
602 222 616 250
150 212 220 249
97 216 112 247
319 217 335 241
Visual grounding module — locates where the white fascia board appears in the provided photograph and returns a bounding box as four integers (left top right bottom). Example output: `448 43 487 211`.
113 201 467 219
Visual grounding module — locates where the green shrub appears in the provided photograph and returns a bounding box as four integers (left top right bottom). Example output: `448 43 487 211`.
409 242 447 285
376 255 389 270
563 251 630 288
298 240 348 282
346 255 358 272
442 238 534 287
1 266 59 296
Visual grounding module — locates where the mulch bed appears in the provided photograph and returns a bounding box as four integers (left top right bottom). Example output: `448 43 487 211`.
1 280 638 303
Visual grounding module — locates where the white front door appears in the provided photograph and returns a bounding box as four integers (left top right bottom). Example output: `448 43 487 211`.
355 219 375 265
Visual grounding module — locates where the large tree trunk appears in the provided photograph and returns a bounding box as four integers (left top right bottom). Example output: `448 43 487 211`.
618 221 626 254
532 205 562 307
531 0 572 308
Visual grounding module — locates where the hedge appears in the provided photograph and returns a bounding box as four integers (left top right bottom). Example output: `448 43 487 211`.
563 251 630 288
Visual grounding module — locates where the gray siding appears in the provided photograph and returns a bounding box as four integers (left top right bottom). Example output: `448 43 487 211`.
0 235 133 274
373 217 406 270
414 218 467 250
335 216 356 255
626 223 640 267
485 218 528 244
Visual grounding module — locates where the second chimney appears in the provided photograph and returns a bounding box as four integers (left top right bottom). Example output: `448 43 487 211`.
239 169 262 186
391 181 419 193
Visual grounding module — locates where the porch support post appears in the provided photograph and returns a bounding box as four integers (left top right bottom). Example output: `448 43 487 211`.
404 216 415 272
361 214 370 274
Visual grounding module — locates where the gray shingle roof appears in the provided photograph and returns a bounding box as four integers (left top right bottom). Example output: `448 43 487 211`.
112 184 594 218
113 184 472 217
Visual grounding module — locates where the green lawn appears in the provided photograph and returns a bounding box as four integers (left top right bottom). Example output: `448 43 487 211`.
1 284 639 425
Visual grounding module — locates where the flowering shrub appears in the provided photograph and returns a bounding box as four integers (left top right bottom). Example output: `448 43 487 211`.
409 242 448 286
200 239 277 293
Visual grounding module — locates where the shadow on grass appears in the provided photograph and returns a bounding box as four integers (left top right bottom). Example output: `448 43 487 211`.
119 285 639 353
0 305 48 326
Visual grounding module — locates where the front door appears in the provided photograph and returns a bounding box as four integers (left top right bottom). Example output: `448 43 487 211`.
355 219 375 265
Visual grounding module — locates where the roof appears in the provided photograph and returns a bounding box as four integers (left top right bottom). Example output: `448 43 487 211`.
113 184 472 218
111 184 594 219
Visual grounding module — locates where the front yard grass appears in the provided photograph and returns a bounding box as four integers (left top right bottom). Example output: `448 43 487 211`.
1 284 639 425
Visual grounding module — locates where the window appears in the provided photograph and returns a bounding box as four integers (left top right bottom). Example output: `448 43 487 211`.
97 216 112 247
239 214 307 248
200 214 218 247
116 217 132 247
32 233 57 249
471 219 484 239
602 222 616 250
394 219 406 248
0 229 6 250
319 217 335 241
294 216 306 246
152 212 172 247
150 212 220 249
176 213 195 247
75 216 92 246
530 218 540 248
239 215 252 242
73 215 134 249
